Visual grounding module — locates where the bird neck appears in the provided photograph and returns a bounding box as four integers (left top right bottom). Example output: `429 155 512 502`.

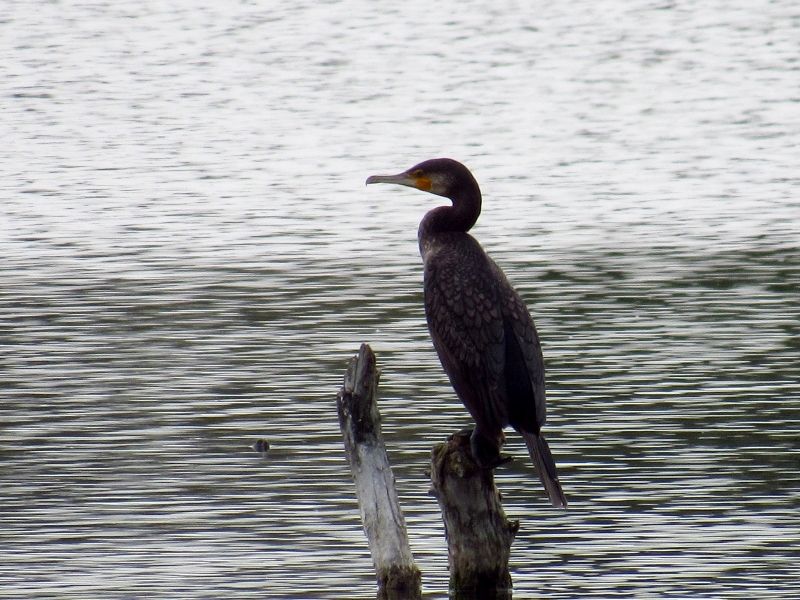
417 191 481 264
418 187 482 238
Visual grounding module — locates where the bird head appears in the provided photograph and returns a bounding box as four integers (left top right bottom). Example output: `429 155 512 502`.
366 158 476 199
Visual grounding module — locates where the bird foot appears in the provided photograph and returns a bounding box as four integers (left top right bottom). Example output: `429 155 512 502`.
448 428 511 469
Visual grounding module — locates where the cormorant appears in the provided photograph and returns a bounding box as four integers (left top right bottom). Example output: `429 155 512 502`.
366 158 567 507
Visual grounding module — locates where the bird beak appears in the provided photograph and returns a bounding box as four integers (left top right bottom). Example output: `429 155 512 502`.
366 171 433 192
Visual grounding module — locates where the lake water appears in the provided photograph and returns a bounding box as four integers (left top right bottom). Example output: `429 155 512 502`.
2 1 799 598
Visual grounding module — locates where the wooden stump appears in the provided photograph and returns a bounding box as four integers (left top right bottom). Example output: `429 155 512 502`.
430 431 519 598
336 344 421 599
337 345 520 598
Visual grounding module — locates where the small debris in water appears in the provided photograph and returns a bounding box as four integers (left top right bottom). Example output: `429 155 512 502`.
253 438 270 454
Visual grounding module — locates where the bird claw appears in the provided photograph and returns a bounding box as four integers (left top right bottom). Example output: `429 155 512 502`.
448 428 511 469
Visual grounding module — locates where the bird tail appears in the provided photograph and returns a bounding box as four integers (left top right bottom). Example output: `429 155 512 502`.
522 431 567 508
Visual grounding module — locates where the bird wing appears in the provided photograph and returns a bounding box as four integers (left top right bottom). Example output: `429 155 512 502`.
423 242 508 432
500 276 547 428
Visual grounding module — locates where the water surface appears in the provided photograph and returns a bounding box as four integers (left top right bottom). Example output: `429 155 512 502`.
2 1 799 598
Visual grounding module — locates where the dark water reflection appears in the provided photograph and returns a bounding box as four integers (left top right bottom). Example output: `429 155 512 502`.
3 0 800 598
2 236 797 598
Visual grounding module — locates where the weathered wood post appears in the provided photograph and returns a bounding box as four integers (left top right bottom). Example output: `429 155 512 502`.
338 345 520 598
336 344 421 600
430 431 518 599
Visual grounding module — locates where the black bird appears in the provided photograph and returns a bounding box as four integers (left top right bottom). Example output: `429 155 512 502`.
367 158 566 507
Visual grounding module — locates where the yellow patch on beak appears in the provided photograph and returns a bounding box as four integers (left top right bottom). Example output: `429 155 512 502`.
415 176 432 192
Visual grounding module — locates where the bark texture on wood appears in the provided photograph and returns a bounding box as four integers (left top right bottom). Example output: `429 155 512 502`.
430 431 519 598
337 344 421 599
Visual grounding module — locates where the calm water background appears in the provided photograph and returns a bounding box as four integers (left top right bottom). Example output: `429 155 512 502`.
2 1 799 598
